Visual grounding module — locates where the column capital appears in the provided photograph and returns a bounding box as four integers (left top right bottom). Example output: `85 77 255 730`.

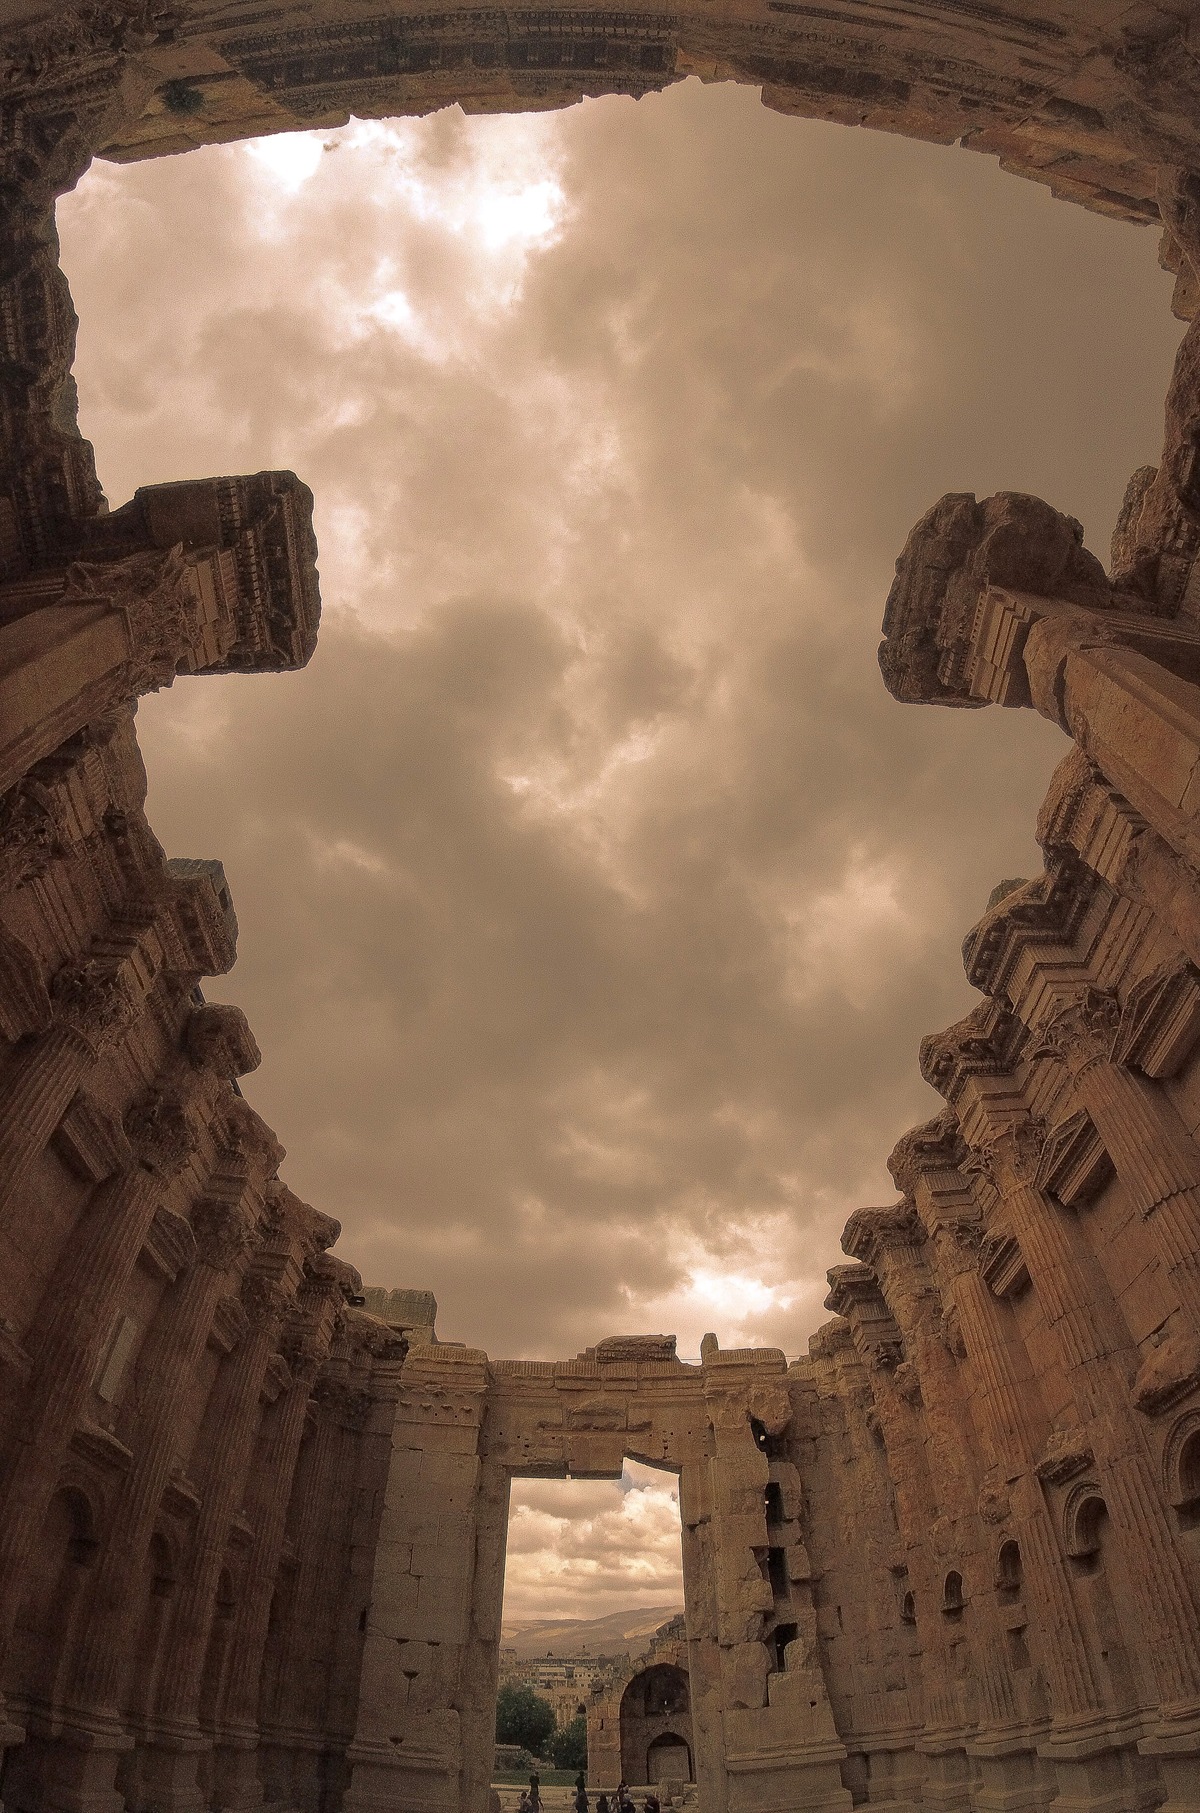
190 1195 253 1273
1029 988 1121 1078
123 1088 197 1179
49 952 141 1058
240 1272 292 1336
878 489 1114 708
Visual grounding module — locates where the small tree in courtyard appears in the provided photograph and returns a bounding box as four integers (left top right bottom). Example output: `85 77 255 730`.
548 1712 588 1773
496 1684 556 1758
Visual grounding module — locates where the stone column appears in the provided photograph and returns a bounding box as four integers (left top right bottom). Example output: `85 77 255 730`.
258 1366 369 1810
342 1344 490 1813
978 1115 1200 1792
212 1297 341 1813
841 1207 1043 1786
888 1126 1104 1747
700 1351 853 1813
61 1189 255 1719
136 1274 291 1813
0 947 142 1231
0 1087 196 1673
826 1260 996 1813
1038 989 1200 1330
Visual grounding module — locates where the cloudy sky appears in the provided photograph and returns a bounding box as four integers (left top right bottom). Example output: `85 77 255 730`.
502 1460 683 1624
58 78 1182 1377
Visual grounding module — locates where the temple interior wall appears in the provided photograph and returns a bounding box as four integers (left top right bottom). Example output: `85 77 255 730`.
4 4 1200 1810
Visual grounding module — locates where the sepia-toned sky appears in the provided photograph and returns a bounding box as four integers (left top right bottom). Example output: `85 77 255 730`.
56 75 1184 1616
56 77 1181 1624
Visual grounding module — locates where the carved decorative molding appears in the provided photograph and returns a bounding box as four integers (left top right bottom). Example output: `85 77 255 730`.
1133 1334 1200 1417
919 1000 1026 1104
143 1205 197 1282
1113 957 1200 1079
209 1294 250 1354
1035 1428 1095 1486
1029 988 1120 1078
124 1088 197 1178
52 1088 131 1183
980 1229 1030 1300
184 1001 260 1079
1035 1108 1112 1208
50 952 142 1056
70 1420 134 1475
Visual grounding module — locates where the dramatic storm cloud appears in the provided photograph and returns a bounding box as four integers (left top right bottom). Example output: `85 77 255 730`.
58 79 1182 1382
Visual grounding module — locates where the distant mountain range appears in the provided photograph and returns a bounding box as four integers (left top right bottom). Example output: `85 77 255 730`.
500 1604 683 1659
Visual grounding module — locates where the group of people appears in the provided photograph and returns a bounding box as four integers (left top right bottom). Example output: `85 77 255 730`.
516 1774 662 1813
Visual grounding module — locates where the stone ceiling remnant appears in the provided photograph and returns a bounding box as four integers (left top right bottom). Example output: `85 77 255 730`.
4 3 1200 1811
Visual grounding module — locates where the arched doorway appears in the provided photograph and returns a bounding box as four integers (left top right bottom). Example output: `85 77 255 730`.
645 1733 692 1785
619 1663 692 1786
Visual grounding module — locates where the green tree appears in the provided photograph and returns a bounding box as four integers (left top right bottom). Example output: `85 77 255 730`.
548 1712 588 1773
495 1684 556 1757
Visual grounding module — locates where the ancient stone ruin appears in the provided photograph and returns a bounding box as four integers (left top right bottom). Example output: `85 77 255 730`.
4 3 1200 1811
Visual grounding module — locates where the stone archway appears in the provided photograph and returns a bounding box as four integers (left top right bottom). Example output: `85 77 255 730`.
619 1664 692 1787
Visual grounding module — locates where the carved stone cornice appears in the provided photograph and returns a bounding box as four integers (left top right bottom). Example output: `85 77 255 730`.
842 1200 925 1269
223 1098 285 1181
877 491 1113 709
824 1264 905 1370
303 1251 362 1304
887 1109 967 1195
961 857 1094 998
264 1180 339 1256
919 1000 1026 1106
184 1002 260 1080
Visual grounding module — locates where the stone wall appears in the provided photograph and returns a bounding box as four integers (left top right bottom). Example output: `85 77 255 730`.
4 5 1200 1811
